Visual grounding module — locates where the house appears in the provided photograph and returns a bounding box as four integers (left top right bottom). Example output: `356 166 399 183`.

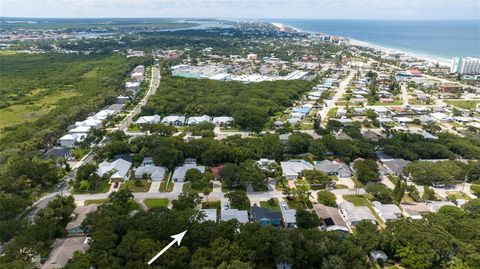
66 205 98 235
401 202 431 220
315 160 352 178
161 115 186 126
44 147 72 159
339 201 376 226
279 202 297 228
131 72 144 82
135 115 161 125
430 112 451 122
280 160 314 180
41 237 90 269
370 250 388 264
68 125 91 135
251 204 282 227
212 116 234 126
75 118 102 129
313 204 349 234
221 209 249 223
372 201 402 222
58 134 85 148
438 83 461 93
135 165 166 181
187 115 212 125
200 209 218 222
96 158 132 181
427 201 456 212
107 103 125 112
172 162 206 182
126 81 141 92
394 117 413 124
381 158 410 176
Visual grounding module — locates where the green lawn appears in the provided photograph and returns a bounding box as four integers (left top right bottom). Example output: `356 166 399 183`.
73 180 111 194
446 191 471 201
202 200 221 210
144 198 169 209
120 179 151 192
445 100 480 109
335 184 348 189
231 198 251 211
327 107 338 118
182 182 192 192
342 194 370 206
159 180 174 192
72 147 90 160
127 200 141 212
260 198 281 212
84 199 108 205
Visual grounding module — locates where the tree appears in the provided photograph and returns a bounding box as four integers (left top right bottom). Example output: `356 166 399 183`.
172 192 201 210
220 163 242 189
308 140 327 159
422 186 436 201
317 191 337 207
353 159 379 184
296 208 321 229
225 190 249 210
391 180 405 203
239 160 268 191
109 189 133 207
365 109 378 121
303 170 330 188
286 133 312 154
366 183 393 204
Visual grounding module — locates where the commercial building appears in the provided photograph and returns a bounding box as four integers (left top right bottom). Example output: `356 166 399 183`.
450 57 480 74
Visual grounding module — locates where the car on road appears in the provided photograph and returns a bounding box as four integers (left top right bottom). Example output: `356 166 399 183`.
224 203 230 210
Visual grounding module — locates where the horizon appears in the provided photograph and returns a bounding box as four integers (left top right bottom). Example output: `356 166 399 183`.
2 0 479 20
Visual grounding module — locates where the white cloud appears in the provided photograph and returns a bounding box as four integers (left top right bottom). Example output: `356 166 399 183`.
1 0 479 19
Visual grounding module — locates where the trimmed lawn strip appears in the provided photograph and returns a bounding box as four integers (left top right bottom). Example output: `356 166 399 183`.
120 179 151 192
144 198 169 209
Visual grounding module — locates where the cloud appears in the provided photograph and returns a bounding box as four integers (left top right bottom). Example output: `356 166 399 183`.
1 0 479 19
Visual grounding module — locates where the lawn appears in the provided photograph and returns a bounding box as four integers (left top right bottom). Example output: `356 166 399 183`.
372 101 403 106
144 198 169 209
295 179 312 190
73 179 111 194
120 179 151 192
127 200 141 212
182 182 192 192
84 199 108 205
72 147 90 160
231 198 251 211
446 191 471 201
445 100 480 109
159 180 174 192
202 200 221 210
342 194 370 206
260 198 281 212
327 107 338 118
335 184 348 189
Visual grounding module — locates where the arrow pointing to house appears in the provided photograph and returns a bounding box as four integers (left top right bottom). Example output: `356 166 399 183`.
147 230 188 265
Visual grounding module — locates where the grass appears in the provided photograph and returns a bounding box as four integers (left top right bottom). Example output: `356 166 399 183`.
335 184 348 189
343 194 370 206
127 200 141 212
295 179 312 190
446 191 472 201
202 200 221 210
73 179 111 194
0 90 79 130
182 182 192 192
260 198 281 212
327 107 338 118
72 147 90 160
445 100 480 109
144 198 169 209
120 179 151 192
84 199 108 205
159 180 174 192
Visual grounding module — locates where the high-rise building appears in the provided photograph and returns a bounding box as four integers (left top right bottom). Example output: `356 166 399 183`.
450 57 480 74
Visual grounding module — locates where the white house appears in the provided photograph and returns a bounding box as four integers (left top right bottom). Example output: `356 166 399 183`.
97 158 132 181
212 116 234 126
187 115 212 125
339 201 377 227
280 160 314 180
58 134 81 148
135 165 167 181
172 163 206 182
372 201 402 222
161 115 186 126
135 115 161 125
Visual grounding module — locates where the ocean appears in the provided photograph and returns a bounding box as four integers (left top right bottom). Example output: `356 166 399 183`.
263 19 480 61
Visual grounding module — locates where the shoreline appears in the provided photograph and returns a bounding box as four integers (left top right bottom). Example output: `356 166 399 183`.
270 21 451 67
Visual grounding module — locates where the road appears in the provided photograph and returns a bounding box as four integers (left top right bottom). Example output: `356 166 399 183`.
25 65 161 222
400 83 409 106
118 66 161 132
319 71 355 123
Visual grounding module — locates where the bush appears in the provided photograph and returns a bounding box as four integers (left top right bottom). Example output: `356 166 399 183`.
317 191 337 207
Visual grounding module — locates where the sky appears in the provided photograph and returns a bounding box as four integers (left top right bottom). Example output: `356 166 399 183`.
1 0 480 20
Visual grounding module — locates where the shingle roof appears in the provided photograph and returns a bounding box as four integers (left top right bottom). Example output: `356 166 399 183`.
252 204 282 222
221 209 249 223
313 204 347 228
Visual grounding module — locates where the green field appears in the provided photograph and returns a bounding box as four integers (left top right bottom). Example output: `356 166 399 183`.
202 201 221 210
84 199 109 205
144 198 169 209
120 180 151 192
160 180 174 192
445 100 480 109
342 194 370 206
260 198 281 212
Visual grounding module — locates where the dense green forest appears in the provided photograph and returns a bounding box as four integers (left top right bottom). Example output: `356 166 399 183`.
3 194 476 269
0 53 148 242
142 77 314 132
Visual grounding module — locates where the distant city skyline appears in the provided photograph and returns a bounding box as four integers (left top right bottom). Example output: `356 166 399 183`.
2 0 480 20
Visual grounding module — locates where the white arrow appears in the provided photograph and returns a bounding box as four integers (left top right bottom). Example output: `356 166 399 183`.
147 230 188 265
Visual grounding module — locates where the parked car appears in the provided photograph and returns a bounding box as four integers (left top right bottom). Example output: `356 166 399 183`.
224 203 230 210
114 182 119 188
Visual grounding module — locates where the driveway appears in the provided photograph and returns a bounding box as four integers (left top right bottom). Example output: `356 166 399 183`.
148 181 161 193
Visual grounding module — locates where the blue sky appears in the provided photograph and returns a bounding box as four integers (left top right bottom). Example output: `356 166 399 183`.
2 0 479 20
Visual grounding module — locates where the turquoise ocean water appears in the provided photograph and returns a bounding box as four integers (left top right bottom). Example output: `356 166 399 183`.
264 19 480 60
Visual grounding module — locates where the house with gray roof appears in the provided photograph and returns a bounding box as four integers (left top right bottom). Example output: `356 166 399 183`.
200 209 218 222
161 115 186 126
251 204 282 227
427 201 456 212
372 201 402 222
339 201 376 227
221 209 249 223
41 237 90 269
313 204 349 234
187 115 212 125
279 202 297 228
96 158 132 181
172 162 206 182
212 116 234 126
135 165 167 181
280 160 314 180
66 204 98 235
381 158 410 176
135 115 161 125
315 160 352 178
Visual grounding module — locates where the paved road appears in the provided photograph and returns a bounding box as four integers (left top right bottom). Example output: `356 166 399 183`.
118 66 161 132
319 71 355 123
400 83 409 106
